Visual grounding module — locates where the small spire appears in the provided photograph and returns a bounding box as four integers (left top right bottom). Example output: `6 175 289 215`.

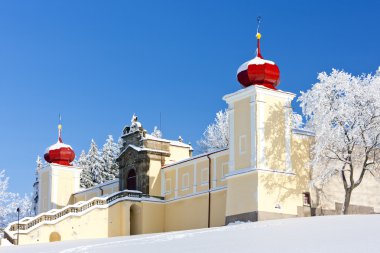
58 114 63 143
256 16 263 58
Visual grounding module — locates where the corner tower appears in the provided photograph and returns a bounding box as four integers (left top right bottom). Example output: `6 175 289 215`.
223 20 296 223
38 120 81 213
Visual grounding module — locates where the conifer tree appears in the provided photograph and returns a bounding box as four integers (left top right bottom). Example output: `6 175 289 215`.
87 139 105 185
102 135 120 181
32 156 43 215
79 150 93 188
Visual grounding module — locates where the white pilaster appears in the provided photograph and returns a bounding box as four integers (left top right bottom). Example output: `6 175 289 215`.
250 95 257 168
161 169 165 196
193 165 197 193
227 105 235 172
175 167 178 198
257 99 266 169
284 100 293 172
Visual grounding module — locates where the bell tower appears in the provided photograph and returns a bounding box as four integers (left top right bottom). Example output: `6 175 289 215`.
38 120 81 213
223 19 296 223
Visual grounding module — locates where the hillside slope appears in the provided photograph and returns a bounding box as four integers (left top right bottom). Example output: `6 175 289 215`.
2 215 380 253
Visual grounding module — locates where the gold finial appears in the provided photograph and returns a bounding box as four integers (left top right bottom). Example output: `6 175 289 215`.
256 16 262 39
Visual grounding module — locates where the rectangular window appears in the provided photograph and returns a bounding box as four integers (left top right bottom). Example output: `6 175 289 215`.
165 178 172 194
201 168 209 185
221 162 229 180
303 192 311 206
182 173 190 190
239 135 247 155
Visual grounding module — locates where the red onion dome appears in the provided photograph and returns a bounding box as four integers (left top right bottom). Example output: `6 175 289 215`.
44 123 75 166
237 32 280 90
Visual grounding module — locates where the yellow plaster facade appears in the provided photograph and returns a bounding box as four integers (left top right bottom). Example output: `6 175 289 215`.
5 85 378 246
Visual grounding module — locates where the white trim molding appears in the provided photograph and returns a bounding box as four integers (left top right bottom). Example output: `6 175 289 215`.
181 172 190 190
239 135 247 155
250 96 257 168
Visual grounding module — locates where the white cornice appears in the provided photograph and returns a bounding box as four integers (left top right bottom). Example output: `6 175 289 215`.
223 85 296 104
39 164 81 174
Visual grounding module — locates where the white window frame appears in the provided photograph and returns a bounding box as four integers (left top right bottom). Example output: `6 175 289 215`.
239 135 247 155
221 162 229 181
201 168 209 186
165 178 172 195
182 173 190 190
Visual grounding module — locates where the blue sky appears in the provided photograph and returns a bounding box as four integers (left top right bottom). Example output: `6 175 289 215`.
0 0 379 195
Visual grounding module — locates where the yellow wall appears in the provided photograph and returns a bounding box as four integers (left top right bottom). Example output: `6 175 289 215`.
210 190 227 227
215 154 229 188
167 145 191 164
233 97 251 170
196 159 209 193
263 95 286 170
225 172 258 217
178 165 195 197
55 169 76 208
165 190 226 231
164 169 176 200
39 170 49 213
73 180 119 203
149 159 163 196
141 202 165 234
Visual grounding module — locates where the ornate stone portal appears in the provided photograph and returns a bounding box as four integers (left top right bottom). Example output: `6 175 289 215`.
117 115 170 195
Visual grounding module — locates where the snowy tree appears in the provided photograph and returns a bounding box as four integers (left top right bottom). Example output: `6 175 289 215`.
102 135 120 181
298 68 380 214
198 109 229 152
118 137 124 151
32 156 43 215
79 150 93 188
292 112 304 129
87 139 105 185
151 126 162 138
0 170 32 230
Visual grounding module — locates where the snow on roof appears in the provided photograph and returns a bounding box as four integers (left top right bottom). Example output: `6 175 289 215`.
237 56 275 74
143 134 171 143
129 144 170 154
162 148 227 169
292 128 315 137
46 141 72 152
118 144 171 158
144 134 192 149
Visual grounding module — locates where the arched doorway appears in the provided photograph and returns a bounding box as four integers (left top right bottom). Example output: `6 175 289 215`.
49 232 61 242
130 204 142 235
127 169 137 190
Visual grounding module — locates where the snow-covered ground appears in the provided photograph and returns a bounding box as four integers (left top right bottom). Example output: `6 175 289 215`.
2 215 380 253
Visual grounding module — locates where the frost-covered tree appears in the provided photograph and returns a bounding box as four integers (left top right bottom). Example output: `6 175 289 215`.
102 135 120 181
87 139 105 185
299 68 380 214
118 137 124 151
292 112 304 129
198 109 229 152
32 156 43 215
151 126 163 138
0 170 32 230
79 150 93 188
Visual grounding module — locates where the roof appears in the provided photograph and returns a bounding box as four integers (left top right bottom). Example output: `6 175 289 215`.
162 148 228 169
237 56 275 74
46 141 73 152
143 134 193 149
118 144 171 159
292 128 315 137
